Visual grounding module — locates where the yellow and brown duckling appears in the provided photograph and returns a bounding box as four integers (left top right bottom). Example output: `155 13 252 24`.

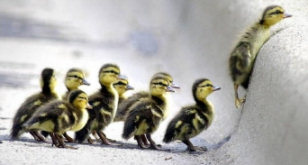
122 75 175 149
22 89 90 148
63 68 90 100
113 76 134 122
75 64 123 144
11 68 58 141
229 5 291 108
116 72 179 122
55 68 90 142
163 78 220 152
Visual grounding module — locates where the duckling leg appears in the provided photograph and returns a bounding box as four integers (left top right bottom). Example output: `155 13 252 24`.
29 131 45 142
146 133 161 150
33 131 46 142
55 134 77 149
97 131 111 145
63 132 74 142
87 137 94 144
50 133 59 147
100 131 117 143
92 131 100 140
135 135 149 149
182 139 196 152
234 84 246 109
141 134 150 146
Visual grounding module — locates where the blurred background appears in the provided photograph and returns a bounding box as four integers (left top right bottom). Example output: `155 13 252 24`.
0 0 307 165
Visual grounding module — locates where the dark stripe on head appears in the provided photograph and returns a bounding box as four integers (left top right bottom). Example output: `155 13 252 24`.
260 5 282 24
99 63 119 75
66 68 83 75
153 72 171 78
192 78 209 101
68 89 85 104
41 68 54 94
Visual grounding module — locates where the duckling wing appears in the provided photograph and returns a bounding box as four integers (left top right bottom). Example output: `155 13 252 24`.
122 100 162 139
229 42 253 87
24 101 73 133
11 93 57 138
116 91 149 120
164 106 209 142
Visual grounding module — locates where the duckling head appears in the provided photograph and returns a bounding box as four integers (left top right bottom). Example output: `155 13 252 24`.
68 89 89 110
99 64 122 86
193 78 221 102
260 5 291 27
152 72 180 89
65 68 90 91
150 76 175 97
40 68 57 94
113 76 134 96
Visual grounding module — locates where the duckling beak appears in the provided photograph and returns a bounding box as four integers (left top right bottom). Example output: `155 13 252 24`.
212 86 221 91
171 82 180 89
166 86 175 92
117 74 126 80
86 103 93 109
283 13 292 18
82 79 90 86
126 84 134 90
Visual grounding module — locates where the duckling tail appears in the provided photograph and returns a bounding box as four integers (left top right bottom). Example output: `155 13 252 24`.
10 123 24 139
122 115 137 139
163 126 175 143
75 124 91 143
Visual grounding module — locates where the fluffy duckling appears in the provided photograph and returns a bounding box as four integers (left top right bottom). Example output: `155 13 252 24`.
57 68 90 142
23 90 90 148
117 72 179 122
229 5 291 108
11 68 58 141
122 75 175 149
75 64 123 144
113 77 134 122
63 68 90 100
163 78 220 151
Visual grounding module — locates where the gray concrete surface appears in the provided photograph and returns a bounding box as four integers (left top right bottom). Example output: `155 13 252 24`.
0 0 307 164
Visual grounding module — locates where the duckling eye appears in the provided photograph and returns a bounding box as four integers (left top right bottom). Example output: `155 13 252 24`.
270 10 283 15
200 84 213 88
153 82 167 87
69 75 82 80
103 70 119 75
78 96 88 101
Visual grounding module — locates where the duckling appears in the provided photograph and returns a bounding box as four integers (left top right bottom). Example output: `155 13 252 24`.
11 68 58 141
113 76 134 122
229 5 291 108
117 72 179 122
122 75 175 149
75 64 123 144
23 89 90 148
163 78 220 151
57 68 90 142
63 68 90 100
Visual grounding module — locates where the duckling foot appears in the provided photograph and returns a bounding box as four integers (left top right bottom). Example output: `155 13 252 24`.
30 131 46 142
54 134 78 149
135 135 150 149
87 137 94 144
141 134 150 146
97 131 112 145
146 133 163 150
63 132 74 143
235 98 246 109
183 139 199 152
50 133 59 147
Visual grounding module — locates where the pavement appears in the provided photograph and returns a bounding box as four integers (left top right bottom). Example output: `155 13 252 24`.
0 0 307 165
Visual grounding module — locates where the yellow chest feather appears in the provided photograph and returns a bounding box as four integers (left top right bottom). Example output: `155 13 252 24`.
71 110 89 131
